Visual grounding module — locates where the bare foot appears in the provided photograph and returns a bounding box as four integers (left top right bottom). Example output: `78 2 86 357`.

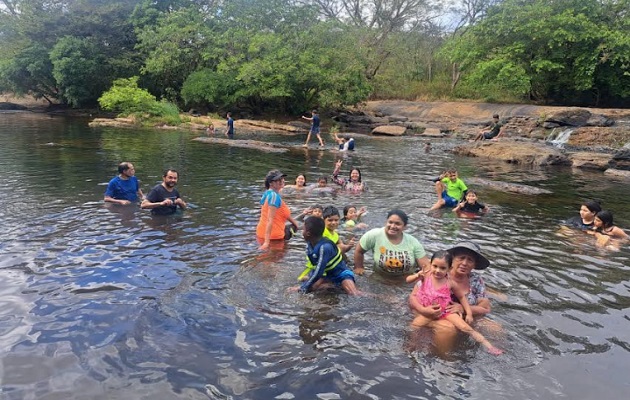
487 346 504 356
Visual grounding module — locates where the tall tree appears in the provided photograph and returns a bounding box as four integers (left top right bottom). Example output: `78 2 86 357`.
440 0 630 105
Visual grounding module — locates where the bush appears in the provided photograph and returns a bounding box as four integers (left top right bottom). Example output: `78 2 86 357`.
99 77 181 124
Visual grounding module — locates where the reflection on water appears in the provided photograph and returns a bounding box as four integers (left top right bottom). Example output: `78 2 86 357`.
1 113 629 399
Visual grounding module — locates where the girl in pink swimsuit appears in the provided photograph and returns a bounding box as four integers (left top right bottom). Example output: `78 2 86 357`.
407 251 503 355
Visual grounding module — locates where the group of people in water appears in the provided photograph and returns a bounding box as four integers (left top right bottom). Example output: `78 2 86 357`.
254 160 511 353
251 149 628 354
104 115 627 355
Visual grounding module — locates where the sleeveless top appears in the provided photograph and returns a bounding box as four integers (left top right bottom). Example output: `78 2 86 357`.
415 273 452 317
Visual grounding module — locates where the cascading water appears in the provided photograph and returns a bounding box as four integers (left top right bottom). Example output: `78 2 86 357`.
547 127 574 147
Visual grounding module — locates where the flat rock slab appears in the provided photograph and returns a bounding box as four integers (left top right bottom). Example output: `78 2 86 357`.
569 152 614 170
239 119 302 133
372 125 407 136
604 168 630 179
467 177 552 195
193 137 288 153
453 141 571 166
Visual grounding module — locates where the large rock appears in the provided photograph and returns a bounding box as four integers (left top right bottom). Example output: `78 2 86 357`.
569 152 614 170
604 168 630 179
544 109 591 127
611 149 630 170
0 102 28 111
453 141 571 166
371 125 407 136
466 177 552 195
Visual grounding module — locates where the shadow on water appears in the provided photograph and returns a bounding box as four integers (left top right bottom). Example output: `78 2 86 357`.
1 113 629 398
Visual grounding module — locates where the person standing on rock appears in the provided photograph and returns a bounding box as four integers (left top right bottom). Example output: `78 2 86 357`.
474 114 506 141
225 112 234 139
302 110 324 147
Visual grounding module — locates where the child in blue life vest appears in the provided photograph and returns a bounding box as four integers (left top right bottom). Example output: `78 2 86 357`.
289 216 359 294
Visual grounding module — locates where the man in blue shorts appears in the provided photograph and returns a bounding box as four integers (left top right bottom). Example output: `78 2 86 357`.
302 109 324 147
104 162 144 205
429 169 468 210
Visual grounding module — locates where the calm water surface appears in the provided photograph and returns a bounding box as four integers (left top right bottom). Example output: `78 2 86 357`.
1 112 629 399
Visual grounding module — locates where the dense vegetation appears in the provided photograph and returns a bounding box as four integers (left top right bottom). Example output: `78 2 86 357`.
1 0 629 114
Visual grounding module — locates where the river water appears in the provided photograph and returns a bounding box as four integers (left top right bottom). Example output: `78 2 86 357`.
0 112 629 399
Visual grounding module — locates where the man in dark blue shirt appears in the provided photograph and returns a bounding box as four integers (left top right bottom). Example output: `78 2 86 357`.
302 109 324 147
225 112 234 139
141 169 187 215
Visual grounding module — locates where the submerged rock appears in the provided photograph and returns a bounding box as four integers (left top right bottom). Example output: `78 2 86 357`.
569 152 614 170
466 177 552 195
453 141 571 166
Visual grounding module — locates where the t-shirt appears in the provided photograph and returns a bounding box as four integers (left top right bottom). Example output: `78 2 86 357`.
227 117 234 135
323 228 339 244
145 184 180 215
358 228 426 275
104 176 140 201
256 189 292 240
311 115 320 132
565 215 594 230
460 201 486 213
442 177 467 201
487 120 504 138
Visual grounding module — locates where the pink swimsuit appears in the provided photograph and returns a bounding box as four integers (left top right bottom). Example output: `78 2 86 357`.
415 273 452 319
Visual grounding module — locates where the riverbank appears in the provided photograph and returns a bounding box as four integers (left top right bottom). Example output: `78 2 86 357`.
6 94 630 150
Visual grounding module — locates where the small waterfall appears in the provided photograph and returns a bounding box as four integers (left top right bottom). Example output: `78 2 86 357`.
547 128 574 147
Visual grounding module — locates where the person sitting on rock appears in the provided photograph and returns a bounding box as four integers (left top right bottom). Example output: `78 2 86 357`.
474 114 506 141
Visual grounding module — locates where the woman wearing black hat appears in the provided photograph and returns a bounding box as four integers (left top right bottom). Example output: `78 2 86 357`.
408 241 493 353
256 170 299 251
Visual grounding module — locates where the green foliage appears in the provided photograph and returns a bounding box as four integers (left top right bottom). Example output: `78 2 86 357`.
441 0 630 105
50 36 110 107
99 77 158 114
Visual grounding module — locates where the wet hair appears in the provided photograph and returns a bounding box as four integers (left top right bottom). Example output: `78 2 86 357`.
466 189 477 196
445 168 457 174
343 205 356 218
118 162 132 174
386 209 409 225
349 167 362 182
595 210 614 229
163 168 178 178
317 176 327 183
322 205 340 219
430 250 452 266
311 205 323 212
583 200 602 214
304 216 325 237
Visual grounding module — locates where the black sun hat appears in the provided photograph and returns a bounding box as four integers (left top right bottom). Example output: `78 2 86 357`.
447 241 490 270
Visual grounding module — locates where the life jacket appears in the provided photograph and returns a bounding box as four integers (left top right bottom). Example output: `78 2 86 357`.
297 238 343 281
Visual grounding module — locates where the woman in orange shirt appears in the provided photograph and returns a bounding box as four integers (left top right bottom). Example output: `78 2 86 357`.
257 170 299 251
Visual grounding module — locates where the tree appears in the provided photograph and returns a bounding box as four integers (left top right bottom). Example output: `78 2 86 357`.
440 0 630 105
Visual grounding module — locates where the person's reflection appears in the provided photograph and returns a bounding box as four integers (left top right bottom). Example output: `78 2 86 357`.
297 300 340 346
103 202 140 227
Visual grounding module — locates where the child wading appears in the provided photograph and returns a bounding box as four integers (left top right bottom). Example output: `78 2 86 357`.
290 216 359 295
